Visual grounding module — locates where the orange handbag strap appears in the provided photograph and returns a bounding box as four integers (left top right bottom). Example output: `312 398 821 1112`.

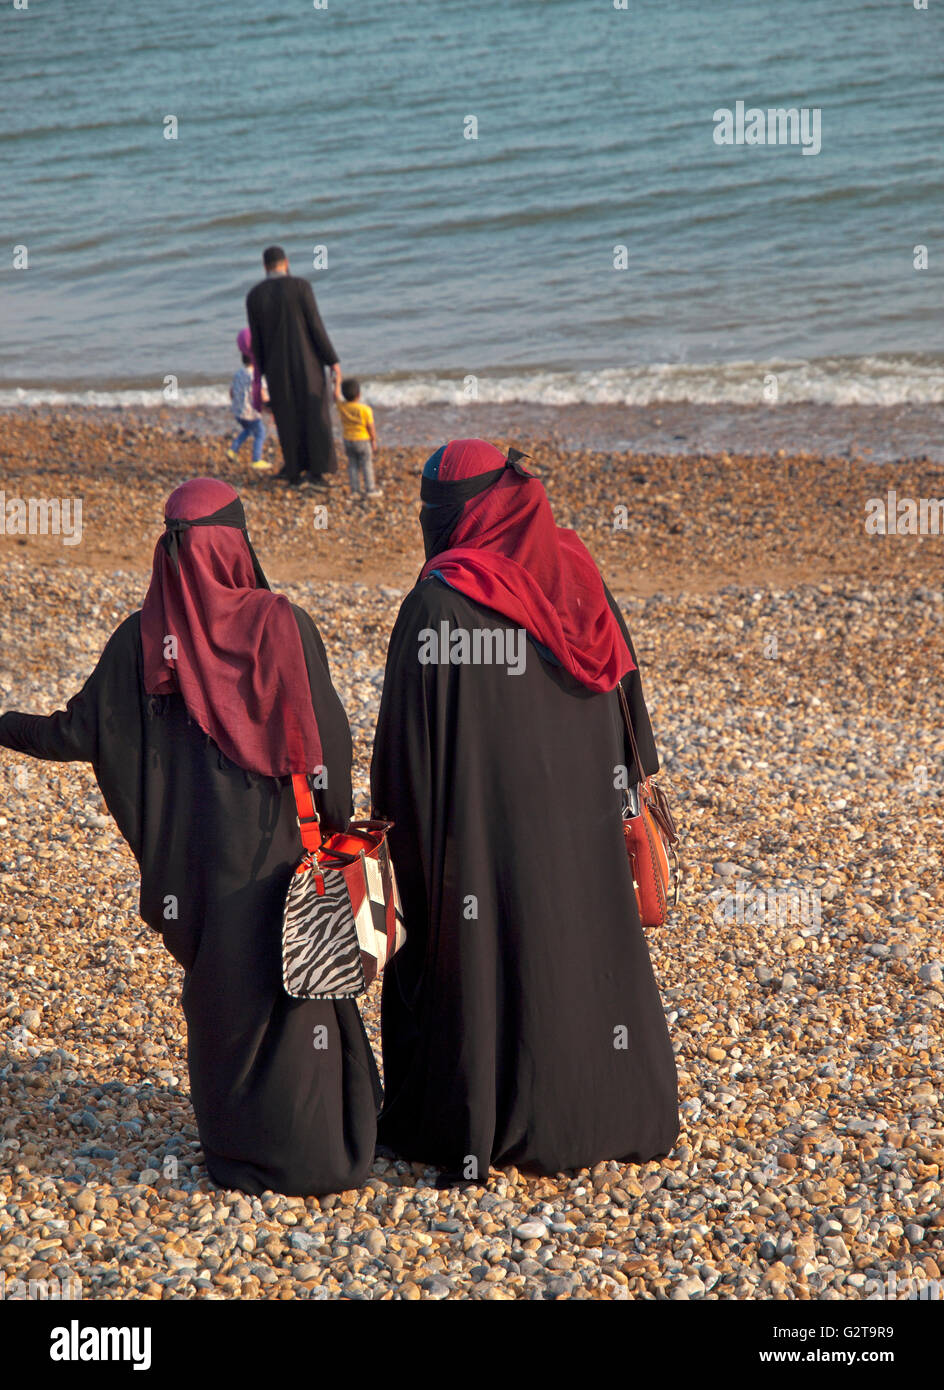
291 773 323 854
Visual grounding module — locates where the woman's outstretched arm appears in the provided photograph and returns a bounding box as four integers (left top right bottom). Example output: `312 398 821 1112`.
0 618 139 764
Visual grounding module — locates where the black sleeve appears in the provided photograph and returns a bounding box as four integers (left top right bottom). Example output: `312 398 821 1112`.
299 280 338 367
246 286 266 377
290 605 353 834
0 615 147 860
0 617 136 765
369 586 437 957
603 581 660 778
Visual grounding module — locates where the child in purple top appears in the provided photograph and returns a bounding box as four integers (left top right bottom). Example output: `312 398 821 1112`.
227 329 270 470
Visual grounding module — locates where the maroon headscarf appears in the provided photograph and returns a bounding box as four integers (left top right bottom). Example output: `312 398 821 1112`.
140 478 323 776
418 439 634 692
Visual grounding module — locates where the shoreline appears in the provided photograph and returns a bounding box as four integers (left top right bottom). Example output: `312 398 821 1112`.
0 409 942 598
2 399 944 465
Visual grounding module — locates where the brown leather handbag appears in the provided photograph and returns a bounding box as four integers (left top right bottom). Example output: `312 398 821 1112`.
617 681 681 927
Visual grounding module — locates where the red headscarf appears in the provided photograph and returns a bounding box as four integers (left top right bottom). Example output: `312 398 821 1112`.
418 439 634 691
139 478 323 777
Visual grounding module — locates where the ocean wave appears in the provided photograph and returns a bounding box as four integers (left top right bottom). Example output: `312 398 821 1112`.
364 359 944 408
0 385 233 411
2 357 943 411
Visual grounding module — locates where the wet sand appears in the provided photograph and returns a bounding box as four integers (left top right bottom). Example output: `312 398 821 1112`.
4 397 944 465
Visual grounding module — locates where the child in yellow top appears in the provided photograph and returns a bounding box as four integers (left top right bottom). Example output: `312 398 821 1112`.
335 378 381 499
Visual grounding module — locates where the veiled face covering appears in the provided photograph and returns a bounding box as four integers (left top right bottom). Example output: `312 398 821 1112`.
416 438 635 692
419 446 535 560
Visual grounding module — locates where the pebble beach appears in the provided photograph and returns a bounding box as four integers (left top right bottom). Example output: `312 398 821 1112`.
1 408 942 1301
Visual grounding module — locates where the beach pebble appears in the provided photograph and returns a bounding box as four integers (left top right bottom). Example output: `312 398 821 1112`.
671 1276 706 1299
514 1221 548 1241
1 419 942 1302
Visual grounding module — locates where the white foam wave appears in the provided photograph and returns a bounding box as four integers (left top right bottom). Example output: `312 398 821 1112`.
0 384 232 410
2 357 942 411
364 358 944 408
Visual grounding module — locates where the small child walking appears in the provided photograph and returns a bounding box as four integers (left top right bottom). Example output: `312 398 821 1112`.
227 328 270 471
335 377 381 499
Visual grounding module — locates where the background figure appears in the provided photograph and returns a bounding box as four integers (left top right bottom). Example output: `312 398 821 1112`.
0 479 380 1196
246 245 341 486
371 438 679 1183
335 376 381 500
227 328 269 469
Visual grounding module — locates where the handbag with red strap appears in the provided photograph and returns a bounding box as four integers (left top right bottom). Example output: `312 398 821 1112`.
617 681 681 927
281 774 405 999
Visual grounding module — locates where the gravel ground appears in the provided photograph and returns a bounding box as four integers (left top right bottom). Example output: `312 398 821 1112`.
0 415 941 1300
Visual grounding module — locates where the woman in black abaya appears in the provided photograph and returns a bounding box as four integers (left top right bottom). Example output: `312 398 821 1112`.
0 478 380 1196
371 439 679 1181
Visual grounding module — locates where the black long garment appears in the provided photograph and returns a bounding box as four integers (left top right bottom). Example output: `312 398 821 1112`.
371 577 679 1179
0 606 380 1196
246 273 339 481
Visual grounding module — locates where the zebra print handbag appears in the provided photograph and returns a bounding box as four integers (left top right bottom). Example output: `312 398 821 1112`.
281 774 405 999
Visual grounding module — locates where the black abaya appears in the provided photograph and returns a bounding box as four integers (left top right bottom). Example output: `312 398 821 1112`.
0 606 380 1196
371 577 679 1178
246 274 339 481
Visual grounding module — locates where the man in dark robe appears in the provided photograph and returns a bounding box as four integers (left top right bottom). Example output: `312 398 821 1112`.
0 478 380 1196
371 439 679 1182
246 245 341 486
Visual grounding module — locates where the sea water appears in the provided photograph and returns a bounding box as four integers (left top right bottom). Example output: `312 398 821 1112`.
2 0 941 406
